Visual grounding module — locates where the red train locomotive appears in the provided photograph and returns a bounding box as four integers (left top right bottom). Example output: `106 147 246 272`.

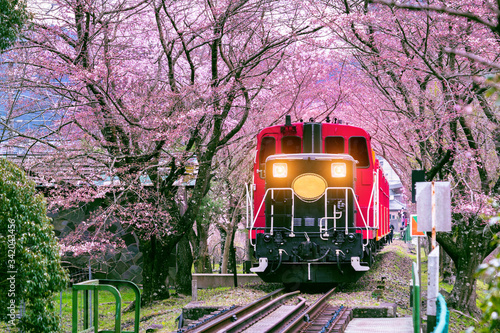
248 116 390 285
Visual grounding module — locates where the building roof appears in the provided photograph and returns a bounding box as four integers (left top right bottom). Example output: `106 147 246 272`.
390 199 406 211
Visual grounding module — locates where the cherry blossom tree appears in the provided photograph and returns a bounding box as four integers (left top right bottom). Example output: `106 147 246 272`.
0 0 322 302
311 0 500 314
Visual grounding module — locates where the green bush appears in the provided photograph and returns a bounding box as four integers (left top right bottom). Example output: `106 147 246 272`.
0 158 68 332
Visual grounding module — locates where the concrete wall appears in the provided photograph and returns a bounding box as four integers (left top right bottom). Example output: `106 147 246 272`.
192 273 263 289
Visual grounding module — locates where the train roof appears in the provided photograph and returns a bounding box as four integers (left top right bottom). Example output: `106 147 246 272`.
265 153 357 163
257 120 371 139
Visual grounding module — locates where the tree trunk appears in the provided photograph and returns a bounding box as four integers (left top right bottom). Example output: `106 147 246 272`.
229 223 238 287
141 235 171 305
221 227 232 274
175 234 193 295
449 253 480 315
439 246 454 285
219 227 227 273
195 221 212 273
436 214 495 316
447 224 483 315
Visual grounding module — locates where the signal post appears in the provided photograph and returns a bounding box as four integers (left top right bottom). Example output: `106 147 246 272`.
415 181 451 333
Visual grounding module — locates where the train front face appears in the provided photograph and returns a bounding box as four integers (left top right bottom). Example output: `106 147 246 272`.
251 151 370 284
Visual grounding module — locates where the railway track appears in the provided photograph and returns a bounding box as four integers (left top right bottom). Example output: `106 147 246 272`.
180 287 352 333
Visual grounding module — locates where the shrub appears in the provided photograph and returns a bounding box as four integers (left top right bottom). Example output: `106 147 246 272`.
0 158 68 332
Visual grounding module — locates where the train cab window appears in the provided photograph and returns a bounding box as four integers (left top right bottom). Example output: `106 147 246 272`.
282 136 301 154
259 137 276 165
349 137 370 168
325 136 344 154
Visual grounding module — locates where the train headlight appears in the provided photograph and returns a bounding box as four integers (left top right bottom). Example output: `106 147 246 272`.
331 163 347 178
292 173 327 202
273 163 288 178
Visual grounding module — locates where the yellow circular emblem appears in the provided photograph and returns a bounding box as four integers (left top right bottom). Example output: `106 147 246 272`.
292 173 327 202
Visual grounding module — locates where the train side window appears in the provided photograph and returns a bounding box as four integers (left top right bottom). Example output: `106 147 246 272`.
259 137 276 166
282 136 301 154
325 136 344 154
349 137 370 168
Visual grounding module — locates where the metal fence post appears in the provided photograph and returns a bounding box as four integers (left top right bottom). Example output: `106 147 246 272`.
412 262 421 333
72 279 141 333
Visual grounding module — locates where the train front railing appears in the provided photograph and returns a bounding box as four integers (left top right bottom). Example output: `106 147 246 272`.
249 186 374 251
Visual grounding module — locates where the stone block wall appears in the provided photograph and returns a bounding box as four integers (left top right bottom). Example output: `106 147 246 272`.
49 200 143 284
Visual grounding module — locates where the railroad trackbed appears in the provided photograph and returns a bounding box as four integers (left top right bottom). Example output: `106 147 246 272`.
178 287 352 333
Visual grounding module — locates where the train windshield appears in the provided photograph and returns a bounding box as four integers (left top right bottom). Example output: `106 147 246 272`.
259 137 276 165
349 137 370 167
282 136 301 154
325 136 344 153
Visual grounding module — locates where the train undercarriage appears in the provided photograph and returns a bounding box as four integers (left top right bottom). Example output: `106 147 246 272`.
251 227 383 284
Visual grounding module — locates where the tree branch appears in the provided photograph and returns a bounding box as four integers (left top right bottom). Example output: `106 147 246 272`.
369 0 499 35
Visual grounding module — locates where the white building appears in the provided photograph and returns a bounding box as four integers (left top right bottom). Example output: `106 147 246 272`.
378 157 407 231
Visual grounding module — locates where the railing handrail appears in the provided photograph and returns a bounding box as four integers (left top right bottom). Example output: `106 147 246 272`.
72 279 141 333
433 293 449 333
323 187 371 247
249 185 376 251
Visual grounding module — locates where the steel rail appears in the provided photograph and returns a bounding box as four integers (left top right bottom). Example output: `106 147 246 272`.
256 296 308 333
186 288 285 333
220 290 301 333
280 287 337 333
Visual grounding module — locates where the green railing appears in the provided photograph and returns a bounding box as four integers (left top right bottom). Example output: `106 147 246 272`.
411 262 420 333
432 293 449 333
404 226 412 243
72 279 141 333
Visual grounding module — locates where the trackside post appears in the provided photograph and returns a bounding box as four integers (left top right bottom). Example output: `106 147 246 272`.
411 262 421 333
427 247 440 333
